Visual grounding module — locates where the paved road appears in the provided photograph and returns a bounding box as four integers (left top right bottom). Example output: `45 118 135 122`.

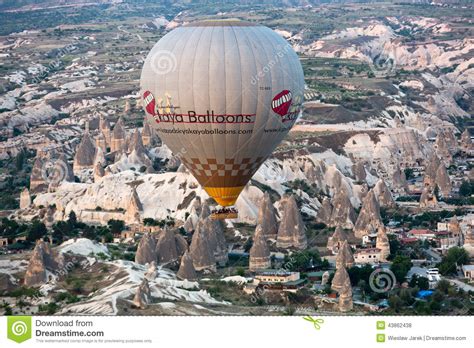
446 278 474 292
424 248 442 263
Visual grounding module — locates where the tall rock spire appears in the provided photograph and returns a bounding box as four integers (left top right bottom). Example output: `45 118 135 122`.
93 162 105 182
198 204 228 264
183 200 201 233
354 190 382 239
249 225 271 271
352 161 366 183
189 222 216 272
30 155 46 192
327 225 347 254
111 117 126 153
335 240 354 269
24 240 61 287
73 132 97 173
20 188 31 209
423 152 441 188
392 164 408 194
135 232 157 265
331 264 351 293
155 227 179 265
142 121 153 147
124 187 142 224
435 164 452 197
128 128 147 156
99 116 111 147
276 195 307 250
376 225 390 261
133 278 151 309
177 251 197 281
373 179 396 208
435 132 452 164
317 196 333 225
257 192 278 239
330 189 356 229
338 278 353 312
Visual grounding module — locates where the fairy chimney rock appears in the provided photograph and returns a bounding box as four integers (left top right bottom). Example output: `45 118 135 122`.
135 232 157 265
177 251 198 281
257 192 278 239
276 195 307 250
249 225 271 271
354 190 382 239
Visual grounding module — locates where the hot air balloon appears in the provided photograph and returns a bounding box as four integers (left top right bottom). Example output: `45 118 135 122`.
140 19 304 219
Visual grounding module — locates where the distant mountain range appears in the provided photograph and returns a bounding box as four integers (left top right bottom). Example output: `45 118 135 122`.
1 0 471 12
0 0 117 11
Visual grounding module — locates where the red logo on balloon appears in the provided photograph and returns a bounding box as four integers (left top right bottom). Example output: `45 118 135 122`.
143 91 156 117
271 90 292 117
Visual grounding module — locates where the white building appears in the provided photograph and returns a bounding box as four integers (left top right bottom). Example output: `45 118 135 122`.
354 248 382 265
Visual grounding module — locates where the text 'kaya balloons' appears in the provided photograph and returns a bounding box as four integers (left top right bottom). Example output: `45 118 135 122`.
140 20 305 207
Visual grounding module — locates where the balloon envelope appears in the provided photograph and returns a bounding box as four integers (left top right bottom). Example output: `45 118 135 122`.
140 20 305 206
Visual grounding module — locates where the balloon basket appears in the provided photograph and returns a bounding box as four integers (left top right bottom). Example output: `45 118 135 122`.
210 207 238 220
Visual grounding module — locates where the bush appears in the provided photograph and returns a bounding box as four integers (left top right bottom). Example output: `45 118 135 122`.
390 255 412 283
235 267 245 277
39 302 59 315
437 247 469 276
27 221 47 242
107 219 125 234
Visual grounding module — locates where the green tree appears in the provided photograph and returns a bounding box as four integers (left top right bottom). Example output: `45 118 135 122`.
388 234 401 259
459 180 472 197
0 218 21 238
348 264 374 290
436 279 450 294
390 255 413 283
108 220 125 234
82 225 96 240
433 184 440 200
388 295 403 312
68 210 77 227
27 221 47 242
404 168 414 180
284 250 322 272
143 218 159 226
409 275 429 290
437 247 469 275
399 288 415 306
51 225 65 244
15 150 25 171
103 232 114 243
52 221 72 241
